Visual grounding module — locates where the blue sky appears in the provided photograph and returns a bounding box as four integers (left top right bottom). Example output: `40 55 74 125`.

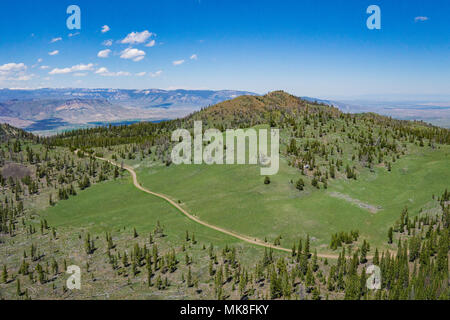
0 0 448 99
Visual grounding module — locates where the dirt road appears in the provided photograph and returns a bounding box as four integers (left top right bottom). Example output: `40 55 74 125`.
91 153 363 259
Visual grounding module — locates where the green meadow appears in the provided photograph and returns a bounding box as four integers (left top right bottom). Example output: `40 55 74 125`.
39 121 450 257
131 143 449 253
40 174 266 262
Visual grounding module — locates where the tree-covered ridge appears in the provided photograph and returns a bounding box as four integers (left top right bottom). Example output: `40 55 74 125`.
0 123 37 143
47 91 450 148
0 139 118 236
46 91 450 191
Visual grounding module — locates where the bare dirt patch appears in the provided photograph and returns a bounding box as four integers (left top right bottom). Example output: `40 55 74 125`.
328 192 381 214
1 162 32 179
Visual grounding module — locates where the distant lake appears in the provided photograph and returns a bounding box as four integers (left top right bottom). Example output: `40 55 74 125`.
25 118 71 131
26 118 169 132
87 119 169 127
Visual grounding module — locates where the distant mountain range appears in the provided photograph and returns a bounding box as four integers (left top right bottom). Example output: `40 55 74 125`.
0 88 256 134
301 96 450 129
1 88 449 134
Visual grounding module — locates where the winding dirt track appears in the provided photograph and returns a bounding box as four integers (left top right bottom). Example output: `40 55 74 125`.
93 154 349 259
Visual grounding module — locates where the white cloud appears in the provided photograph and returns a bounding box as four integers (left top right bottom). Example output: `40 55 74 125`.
172 60 185 66
40 65 50 70
146 40 156 47
97 49 111 58
102 39 113 46
0 63 33 81
49 63 94 75
0 63 26 72
31 58 44 69
95 67 108 74
68 32 80 37
95 67 130 77
48 50 59 56
51 37 62 43
49 68 71 75
136 72 147 76
150 70 163 77
101 25 110 33
190 54 198 60
121 30 154 44
120 48 146 62
14 75 33 81
115 71 131 76
133 56 145 62
414 16 429 22
70 64 94 72
73 73 87 77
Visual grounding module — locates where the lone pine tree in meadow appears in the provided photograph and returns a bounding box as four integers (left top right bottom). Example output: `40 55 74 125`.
296 178 304 191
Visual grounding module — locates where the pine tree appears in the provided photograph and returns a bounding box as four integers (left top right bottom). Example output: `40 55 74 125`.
311 286 321 300
388 227 393 244
16 278 22 296
209 260 214 276
2 265 7 283
312 249 319 271
296 239 302 262
147 265 152 287
122 252 129 267
373 248 380 265
296 178 305 191
304 234 310 258
187 266 193 287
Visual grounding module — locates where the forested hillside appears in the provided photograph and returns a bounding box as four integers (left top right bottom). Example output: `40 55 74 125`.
0 124 36 143
0 91 448 300
48 91 450 181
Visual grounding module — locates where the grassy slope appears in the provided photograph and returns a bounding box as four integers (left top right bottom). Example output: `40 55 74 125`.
39 91 450 257
40 175 266 260
34 175 270 299
133 143 449 253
